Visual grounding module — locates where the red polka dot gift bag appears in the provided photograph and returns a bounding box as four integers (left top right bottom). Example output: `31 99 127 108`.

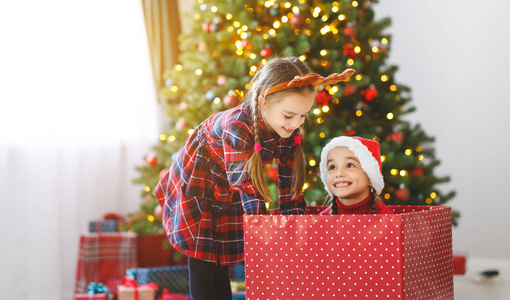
243 206 454 299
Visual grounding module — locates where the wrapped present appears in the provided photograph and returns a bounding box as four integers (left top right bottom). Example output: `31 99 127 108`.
74 282 111 299
89 220 119 233
129 266 189 296
230 262 245 281
136 234 188 267
118 276 157 300
74 294 108 300
244 205 454 299
232 291 246 300
75 232 138 295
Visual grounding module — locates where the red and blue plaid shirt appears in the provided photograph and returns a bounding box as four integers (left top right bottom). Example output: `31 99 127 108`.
154 102 306 266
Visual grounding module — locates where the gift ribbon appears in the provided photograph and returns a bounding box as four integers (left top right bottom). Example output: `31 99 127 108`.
121 276 158 300
87 282 109 300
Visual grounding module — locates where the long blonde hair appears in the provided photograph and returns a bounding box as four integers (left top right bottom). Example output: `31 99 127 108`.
242 57 315 202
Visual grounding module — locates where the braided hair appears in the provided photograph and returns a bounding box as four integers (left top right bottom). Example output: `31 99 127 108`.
242 57 315 203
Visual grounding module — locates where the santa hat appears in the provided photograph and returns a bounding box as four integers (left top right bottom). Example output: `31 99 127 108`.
320 136 384 196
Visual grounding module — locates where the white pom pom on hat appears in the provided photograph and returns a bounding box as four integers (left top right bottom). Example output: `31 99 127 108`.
320 136 384 196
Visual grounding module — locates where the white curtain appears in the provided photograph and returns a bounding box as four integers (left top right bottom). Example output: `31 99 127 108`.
0 1 159 299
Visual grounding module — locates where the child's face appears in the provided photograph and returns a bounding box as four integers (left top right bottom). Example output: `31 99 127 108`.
260 91 315 138
326 146 371 205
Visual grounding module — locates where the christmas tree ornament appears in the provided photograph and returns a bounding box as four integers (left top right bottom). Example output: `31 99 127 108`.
206 90 215 101
270 5 279 16
241 39 251 49
176 117 187 130
260 47 273 58
202 22 211 32
388 132 403 144
343 84 357 96
343 127 356 136
343 44 356 57
411 167 424 176
146 153 157 166
396 187 410 201
217 75 227 87
154 205 163 220
315 90 332 106
343 25 357 38
210 23 219 32
223 90 238 108
290 15 304 27
363 86 378 101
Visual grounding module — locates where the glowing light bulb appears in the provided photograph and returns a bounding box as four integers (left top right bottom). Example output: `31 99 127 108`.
381 155 386 162
319 132 325 138
313 108 321 115
195 69 203 75
352 1 359 7
356 110 362 117
309 159 316 167
384 193 390 200
169 135 176 142
387 112 394 120
159 134 167 141
400 170 408 177
381 75 389 82
390 85 397 91
430 192 437 199
273 21 281 28
390 169 398 176
174 64 183 71
338 14 346 21
148 215 155 222
322 106 330 113
355 74 363 81
303 182 309 190
187 129 194 135
171 86 178 92
347 59 354 66
405 149 412 155
144 185 151 192
214 98 221 104
354 46 361 53
211 6 218 12
320 49 328 56
381 38 388 44
226 14 233 20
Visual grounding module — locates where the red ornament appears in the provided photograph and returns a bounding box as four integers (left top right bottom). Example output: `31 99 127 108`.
223 94 237 108
154 205 163 220
260 47 273 58
344 128 356 136
343 26 357 38
363 87 378 101
266 165 278 184
217 75 227 87
315 90 332 106
146 153 157 166
411 167 424 176
290 15 304 27
343 84 357 96
176 118 187 130
343 44 356 57
202 22 211 32
396 188 410 201
241 39 251 49
159 168 169 180
388 132 403 144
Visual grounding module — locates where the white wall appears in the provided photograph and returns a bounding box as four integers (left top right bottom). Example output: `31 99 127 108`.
375 1 510 258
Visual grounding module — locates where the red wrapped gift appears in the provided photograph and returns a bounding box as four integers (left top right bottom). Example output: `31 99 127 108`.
244 206 454 299
74 294 108 300
137 234 188 267
118 276 158 300
453 255 467 275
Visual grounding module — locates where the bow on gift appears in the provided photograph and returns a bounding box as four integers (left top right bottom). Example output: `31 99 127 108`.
88 282 109 295
122 276 158 300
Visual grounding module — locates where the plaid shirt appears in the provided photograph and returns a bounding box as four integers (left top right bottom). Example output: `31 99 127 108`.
154 102 306 266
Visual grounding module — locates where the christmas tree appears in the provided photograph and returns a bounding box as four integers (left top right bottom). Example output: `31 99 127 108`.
134 0 458 234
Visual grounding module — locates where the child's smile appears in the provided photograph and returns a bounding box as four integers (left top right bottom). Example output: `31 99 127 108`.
326 146 371 205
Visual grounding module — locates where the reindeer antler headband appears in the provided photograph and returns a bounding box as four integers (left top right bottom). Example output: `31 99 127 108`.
261 68 355 98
